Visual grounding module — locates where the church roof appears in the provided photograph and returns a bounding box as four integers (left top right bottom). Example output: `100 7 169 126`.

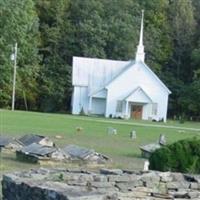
72 56 130 93
104 60 135 87
73 57 171 95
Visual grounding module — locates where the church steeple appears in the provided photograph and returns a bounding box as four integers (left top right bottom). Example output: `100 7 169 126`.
135 10 145 62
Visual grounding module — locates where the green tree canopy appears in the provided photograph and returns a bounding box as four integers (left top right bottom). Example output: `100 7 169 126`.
35 0 72 112
0 0 199 118
0 0 40 109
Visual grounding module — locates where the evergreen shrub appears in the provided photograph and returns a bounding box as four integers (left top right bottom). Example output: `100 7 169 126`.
149 138 200 173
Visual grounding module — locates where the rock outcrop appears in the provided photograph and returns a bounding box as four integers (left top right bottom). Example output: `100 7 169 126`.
2 168 200 200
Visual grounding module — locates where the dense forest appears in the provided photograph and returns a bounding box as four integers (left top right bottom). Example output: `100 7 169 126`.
0 0 199 119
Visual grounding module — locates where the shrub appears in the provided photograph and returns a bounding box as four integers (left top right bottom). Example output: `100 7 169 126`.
179 114 185 124
79 107 85 116
149 138 200 173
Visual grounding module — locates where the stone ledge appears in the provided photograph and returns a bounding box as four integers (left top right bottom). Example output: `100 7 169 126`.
2 168 200 200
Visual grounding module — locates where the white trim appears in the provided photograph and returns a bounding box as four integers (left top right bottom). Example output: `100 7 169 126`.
141 61 171 94
124 86 153 103
105 61 171 94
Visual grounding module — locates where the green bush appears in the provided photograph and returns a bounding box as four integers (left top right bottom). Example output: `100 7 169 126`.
79 107 86 116
149 138 200 173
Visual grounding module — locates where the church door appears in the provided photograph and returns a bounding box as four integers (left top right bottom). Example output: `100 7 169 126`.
131 105 143 119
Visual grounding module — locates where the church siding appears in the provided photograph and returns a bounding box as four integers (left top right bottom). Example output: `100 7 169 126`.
72 86 89 115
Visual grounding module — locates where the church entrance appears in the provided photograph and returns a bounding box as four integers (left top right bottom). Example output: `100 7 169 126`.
131 105 143 119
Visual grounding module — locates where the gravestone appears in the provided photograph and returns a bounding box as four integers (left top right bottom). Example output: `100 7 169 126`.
159 134 166 146
130 130 136 140
107 127 117 135
143 160 150 171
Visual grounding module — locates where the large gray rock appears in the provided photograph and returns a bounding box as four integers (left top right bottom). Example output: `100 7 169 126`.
100 169 123 175
159 172 173 182
171 172 185 182
116 181 143 192
167 181 190 190
140 171 160 187
93 175 107 182
108 174 137 182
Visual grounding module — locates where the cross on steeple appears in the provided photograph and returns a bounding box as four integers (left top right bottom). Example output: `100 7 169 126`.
135 10 145 62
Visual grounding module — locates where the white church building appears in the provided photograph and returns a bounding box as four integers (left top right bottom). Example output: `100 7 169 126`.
71 11 171 122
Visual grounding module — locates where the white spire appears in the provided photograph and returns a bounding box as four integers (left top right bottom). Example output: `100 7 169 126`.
136 10 145 62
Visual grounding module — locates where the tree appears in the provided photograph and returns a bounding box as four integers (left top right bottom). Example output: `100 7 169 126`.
0 0 40 109
150 138 200 173
35 0 72 112
67 0 107 59
139 0 172 73
162 0 196 117
102 0 140 60
167 0 195 82
0 0 199 116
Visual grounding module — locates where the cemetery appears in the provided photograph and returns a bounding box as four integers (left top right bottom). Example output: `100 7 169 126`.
0 110 200 199
0 0 200 199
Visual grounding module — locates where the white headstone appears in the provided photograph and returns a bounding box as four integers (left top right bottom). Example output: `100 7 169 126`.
107 127 117 135
130 130 137 139
143 160 149 171
159 134 166 145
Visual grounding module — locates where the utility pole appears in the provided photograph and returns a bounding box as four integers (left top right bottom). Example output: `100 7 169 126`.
11 42 17 111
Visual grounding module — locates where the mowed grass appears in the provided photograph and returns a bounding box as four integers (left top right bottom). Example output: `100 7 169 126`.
0 109 200 173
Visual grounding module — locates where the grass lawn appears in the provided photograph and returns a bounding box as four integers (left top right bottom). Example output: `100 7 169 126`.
0 109 200 174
